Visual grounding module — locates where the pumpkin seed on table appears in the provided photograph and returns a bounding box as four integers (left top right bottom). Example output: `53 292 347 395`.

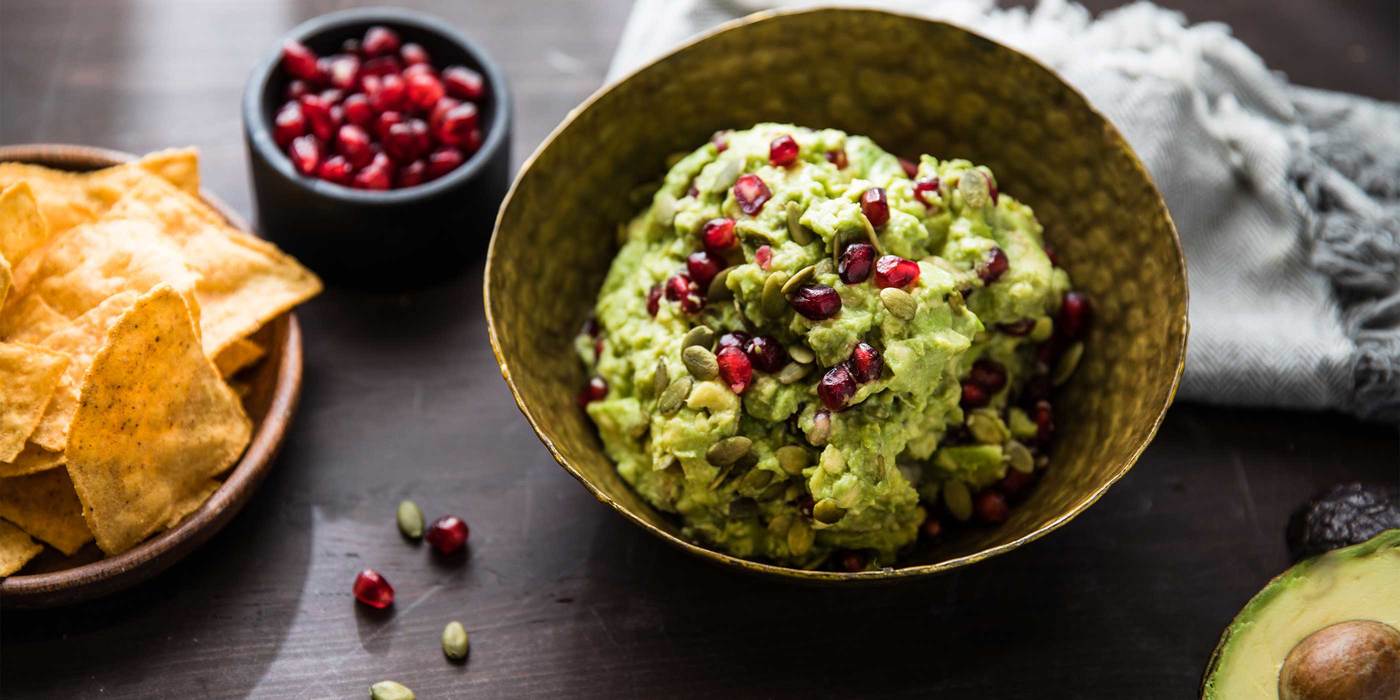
1053 341 1085 386
682 325 715 350
682 345 719 380
879 287 917 320
442 620 470 661
396 500 424 539
776 445 811 475
706 436 752 466
786 201 814 244
813 497 847 524
781 264 817 295
657 376 692 415
370 681 415 700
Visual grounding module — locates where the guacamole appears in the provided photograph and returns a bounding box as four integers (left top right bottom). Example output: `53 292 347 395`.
577 124 1080 569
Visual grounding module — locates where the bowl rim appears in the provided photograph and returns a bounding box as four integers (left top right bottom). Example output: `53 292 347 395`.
241 5 512 206
484 6 1188 583
0 144 305 607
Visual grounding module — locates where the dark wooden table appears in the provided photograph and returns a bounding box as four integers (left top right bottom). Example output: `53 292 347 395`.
2 1 1396 697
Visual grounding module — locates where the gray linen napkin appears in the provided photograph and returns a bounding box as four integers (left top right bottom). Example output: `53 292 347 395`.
607 0 1400 421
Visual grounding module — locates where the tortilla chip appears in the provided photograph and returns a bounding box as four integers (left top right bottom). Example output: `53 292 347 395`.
0 181 51 266
0 342 70 461
105 178 321 355
0 468 92 555
0 149 199 236
0 518 43 576
0 294 70 343
23 292 141 452
0 252 10 310
215 337 265 377
0 443 63 478
65 285 251 555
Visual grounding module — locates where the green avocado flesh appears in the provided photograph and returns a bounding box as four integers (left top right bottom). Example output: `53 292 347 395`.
1202 529 1400 699
577 124 1072 568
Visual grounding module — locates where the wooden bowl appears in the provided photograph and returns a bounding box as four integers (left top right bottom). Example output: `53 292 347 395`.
0 144 303 608
485 8 1188 583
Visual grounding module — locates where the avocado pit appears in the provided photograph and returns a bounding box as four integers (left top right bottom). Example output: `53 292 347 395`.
1279 620 1400 700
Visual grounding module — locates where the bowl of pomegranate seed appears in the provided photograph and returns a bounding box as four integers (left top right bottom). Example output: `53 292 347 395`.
485 7 1187 583
243 7 510 287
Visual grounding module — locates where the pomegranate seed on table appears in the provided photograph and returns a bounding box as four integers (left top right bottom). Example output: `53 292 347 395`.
743 335 788 373
289 135 320 175
284 79 310 101
873 255 920 289
646 285 662 316
317 155 354 185
406 71 445 109
769 134 799 167
899 157 918 178
281 40 320 81
913 178 940 207
442 65 486 100
400 42 430 65
960 380 990 408
425 146 465 180
825 149 847 169
397 160 427 188
701 218 737 255
837 550 867 572
974 490 1010 524
273 102 305 148
788 284 842 320
978 247 1009 283
838 243 875 284
717 331 751 350
335 124 372 167
819 364 858 410
715 346 754 394
733 174 771 215
362 25 401 57
426 515 471 555
969 359 1007 393
686 251 722 291
1058 291 1092 340
360 55 402 78
850 342 882 383
353 569 395 608
342 94 373 127
860 187 889 228
754 245 773 270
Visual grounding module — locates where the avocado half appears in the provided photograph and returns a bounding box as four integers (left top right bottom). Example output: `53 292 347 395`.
1201 529 1400 699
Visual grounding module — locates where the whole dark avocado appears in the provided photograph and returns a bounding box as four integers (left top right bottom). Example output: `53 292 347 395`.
1287 482 1400 561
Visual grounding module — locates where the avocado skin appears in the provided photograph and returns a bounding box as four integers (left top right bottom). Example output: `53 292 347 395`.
1287 482 1400 561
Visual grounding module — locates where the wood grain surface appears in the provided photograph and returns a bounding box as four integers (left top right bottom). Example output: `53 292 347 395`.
1 1 1396 698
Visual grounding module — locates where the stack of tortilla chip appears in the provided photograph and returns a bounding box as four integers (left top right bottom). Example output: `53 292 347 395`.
0 149 320 573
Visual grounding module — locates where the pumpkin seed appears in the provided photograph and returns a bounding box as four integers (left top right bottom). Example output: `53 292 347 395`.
787 518 815 556
776 445 811 476
741 468 774 492
1035 454 1050 470
735 220 774 246
1030 316 1054 342
787 344 815 364
706 436 753 466
829 229 846 268
761 272 789 317
808 412 832 446
967 410 1010 445
396 500 424 539
707 267 733 301
879 287 917 320
943 480 973 522
682 325 715 350
370 681 415 700
786 201 814 244
947 290 966 315
1007 407 1038 440
441 621 470 661
657 376 692 415
729 497 759 518
1005 440 1035 474
1053 341 1085 386
759 481 789 501
959 169 991 208
682 346 719 380
652 360 669 397
813 498 847 524
781 265 817 295
859 212 885 254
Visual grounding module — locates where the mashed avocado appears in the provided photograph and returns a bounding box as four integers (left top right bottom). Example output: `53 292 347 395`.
578 124 1075 569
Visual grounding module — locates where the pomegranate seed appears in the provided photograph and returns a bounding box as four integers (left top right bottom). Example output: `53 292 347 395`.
385 118 429 162
402 62 434 80
819 363 858 410
461 128 483 154
288 135 321 175
436 103 479 146
352 153 392 190
913 178 940 207
969 359 1007 393
1043 243 1060 267
334 124 373 168
429 96 461 131
999 469 1035 500
317 155 354 185
755 245 773 270
769 134 799 167
711 130 729 153
360 55 402 78
1032 400 1054 443
837 550 867 572
646 285 662 316
1036 338 1063 367
425 146 465 180
686 251 723 291
986 172 999 205
715 346 754 394
353 569 394 608
978 247 1009 283
1058 291 1092 340
678 290 706 315
873 255 920 289
281 40 320 81
664 274 693 301
581 316 601 338
717 331 751 350
284 80 310 101
960 380 990 408
850 342 882 383
299 94 335 141
974 490 1009 524
788 284 842 320
442 66 485 100
838 243 875 284
687 185 700 198
362 25 401 58
340 38 362 56
921 516 943 539
273 102 306 148
825 149 848 169
406 71 445 110
401 42 430 65
860 188 889 228
427 515 471 554
314 56 333 86
743 335 788 373
577 376 607 406
899 157 918 178
733 174 771 215
372 73 407 112
998 319 1035 336
342 94 374 127
701 218 737 256
397 159 427 188
797 494 815 518
326 54 360 90
375 110 404 142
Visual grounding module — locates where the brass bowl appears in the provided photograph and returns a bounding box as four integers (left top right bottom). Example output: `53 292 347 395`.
485 7 1187 582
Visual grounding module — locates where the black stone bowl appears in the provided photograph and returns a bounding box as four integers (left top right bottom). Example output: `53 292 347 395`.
242 6 511 288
